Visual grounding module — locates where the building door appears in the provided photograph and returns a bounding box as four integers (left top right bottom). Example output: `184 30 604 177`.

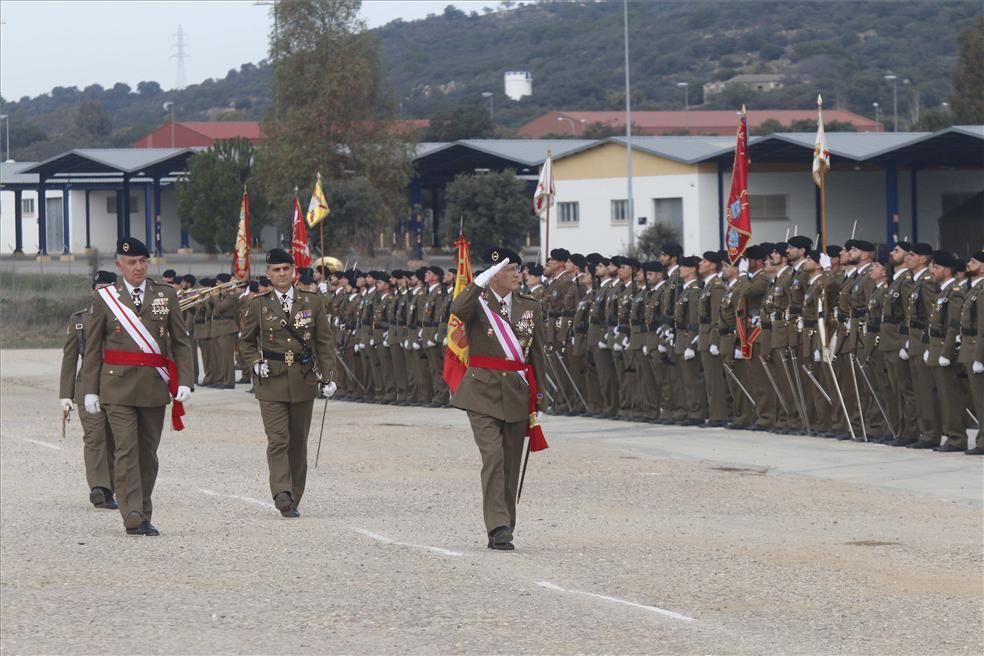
46 197 64 253
652 197 684 238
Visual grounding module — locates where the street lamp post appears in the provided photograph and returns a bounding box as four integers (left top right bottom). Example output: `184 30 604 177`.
872 101 880 126
556 116 584 135
884 74 898 132
677 82 689 110
623 0 635 251
481 91 494 122
0 114 9 162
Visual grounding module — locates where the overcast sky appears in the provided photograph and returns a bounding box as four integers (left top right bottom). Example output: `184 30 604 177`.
0 1 508 101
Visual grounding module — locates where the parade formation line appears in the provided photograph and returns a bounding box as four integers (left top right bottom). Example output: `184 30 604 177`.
22 438 61 450
536 581 697 623
352 527 465 557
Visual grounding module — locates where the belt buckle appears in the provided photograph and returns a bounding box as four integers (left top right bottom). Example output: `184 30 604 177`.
284 351 294 367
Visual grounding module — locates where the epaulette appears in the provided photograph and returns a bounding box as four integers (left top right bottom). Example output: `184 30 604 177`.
255 288 273 296
516 291 535 301
71 307 87 316
297 288 318 296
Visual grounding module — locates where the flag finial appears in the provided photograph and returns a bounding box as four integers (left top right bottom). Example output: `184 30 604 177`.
740 104 746 115
817 93 823 107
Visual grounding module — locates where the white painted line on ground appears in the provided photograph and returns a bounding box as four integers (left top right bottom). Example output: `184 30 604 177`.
353 527 464 557
22 438 61 450
536 581 696 622
199 488 275 509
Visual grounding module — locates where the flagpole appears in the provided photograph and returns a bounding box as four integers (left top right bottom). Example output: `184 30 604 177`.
818 96 827 250
544 149 551 267
317 174 326 272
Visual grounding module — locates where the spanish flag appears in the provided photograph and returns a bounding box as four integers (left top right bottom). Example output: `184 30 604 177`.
442 233 474 392
306 172 330 228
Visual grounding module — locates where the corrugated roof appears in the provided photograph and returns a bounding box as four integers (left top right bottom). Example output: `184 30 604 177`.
415 139 595 166
550 109 882 129
0 161 40 185
756 132 930 161
23 148 196 175
180 121 263 140
610 136 738 164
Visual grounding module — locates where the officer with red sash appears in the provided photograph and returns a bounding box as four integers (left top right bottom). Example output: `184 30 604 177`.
450 247 548 551
81 238 193 536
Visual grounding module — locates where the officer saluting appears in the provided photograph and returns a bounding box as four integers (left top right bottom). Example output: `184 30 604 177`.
81 238 193 536
449 247 548 551
240 248 338 518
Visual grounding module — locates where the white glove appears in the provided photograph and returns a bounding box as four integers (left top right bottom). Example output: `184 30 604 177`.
442 337 448 346
845 319 852 333
320 381 337 398
402 340 409 349
84 394 100 414
796 318 804 331
813 349 821 362
665 330 675 342
642 345 649 356
613 341 624 352
657 344 668 354
622 336 630 349
174 386 191 403
922 350 929 364
750 315 761 327
613 326 621 336
938 356 950 367
684 347 695 360
819 252 832 270
60 398 74 413
973 360 984 374
709 344 720 356
738 258 748 273
597 340 609 350
412 342 421 351
426 340 436 348
536 411 543 423
475 259 509 287
382 340 389 348
899 348 909 361
734 348 745 360
254 361 270 378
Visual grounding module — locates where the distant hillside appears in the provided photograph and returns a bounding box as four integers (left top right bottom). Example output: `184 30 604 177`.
2 0 979 160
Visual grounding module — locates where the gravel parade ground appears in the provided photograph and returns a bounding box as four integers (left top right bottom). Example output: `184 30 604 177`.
1 349 982 655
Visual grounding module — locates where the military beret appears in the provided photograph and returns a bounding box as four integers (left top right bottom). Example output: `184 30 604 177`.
744 245 767 260
642 261 664 273
852 239 875 252
932 250 957 268
391 270 405 278
248 280 259 293
257 276 271 286
549 248 570 262
913 243 934 256
807 250 822 263
92 270 117 288
414 267 427 280
162 269 176 278
787 235 813 250
216 273 232 283
702 250 724 264
298 269 315 285
599 257 612 267
680 255 701 268
971 251 984 264
200 278 214 287
875 249 892 267
772 242 789 255
527 264 544 277
621 257 641 269
376 271 393 283
758 242 775 254
955 258 967 273
182 274 197 285
265 248 293 265
585 252 603 265
117 237 149 257
661 244 683 258
427 266 444 277
826 245 843 257
843 239 857 251
894 241 913 252
570 253 587 269
449 268 457 275
610 255 625 267
484 247 521 267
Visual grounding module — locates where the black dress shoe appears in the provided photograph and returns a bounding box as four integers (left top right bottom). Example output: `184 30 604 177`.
123 510 144 530
746 423 768 432
834 433 852 441
274 491 294 513
888 438 915 447
487 526 514 550
102 493 118 510
908 440 937 449
680 418 703 427
281 508 300 518
90 487 117 509
125 520 160 536
934 443 966 453
703 420 728 428
965 447 984 455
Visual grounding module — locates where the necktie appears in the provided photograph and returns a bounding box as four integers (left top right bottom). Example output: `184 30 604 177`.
281 293 290 315
132 288 142 310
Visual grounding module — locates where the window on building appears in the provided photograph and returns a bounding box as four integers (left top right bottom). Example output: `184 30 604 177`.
652 197 684 236
558 201 580 225
748 194 788 221
20 198 35 215
611 199 628 224
106 195 141 214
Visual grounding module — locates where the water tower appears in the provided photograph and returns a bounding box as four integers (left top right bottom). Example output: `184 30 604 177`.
504 71 533 101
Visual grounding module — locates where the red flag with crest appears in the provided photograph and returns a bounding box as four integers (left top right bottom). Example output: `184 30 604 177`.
232 188 250 280
442 233 473 392
725 107 751 264
290 195 312 269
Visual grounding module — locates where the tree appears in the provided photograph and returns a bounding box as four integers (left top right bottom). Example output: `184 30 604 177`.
443 170 536 255
951 16 984 123
423 106 494 140
76 99 112 136
633 221 681 260
913 107 955 132
258 0 414 252
176 138 269 254
752 118 784 136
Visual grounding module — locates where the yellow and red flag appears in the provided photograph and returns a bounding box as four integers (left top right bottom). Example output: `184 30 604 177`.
306 172 330 228
290 195 312 269
725 106 751 264
442 233 474 392
232 187 251 280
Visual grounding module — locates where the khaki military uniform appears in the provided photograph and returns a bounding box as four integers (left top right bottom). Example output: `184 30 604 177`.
880 268 917 442
422 283 447 404
926 279 966 447
698 273 728 422
674 279 706 422
590 278 618 417
960 277 984 424
719 274 755 427
906 268 941 444
211 291 240 387
373 291 397 402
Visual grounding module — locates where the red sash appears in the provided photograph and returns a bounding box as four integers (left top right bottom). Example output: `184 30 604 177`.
103 349 185 431
468 355 548 452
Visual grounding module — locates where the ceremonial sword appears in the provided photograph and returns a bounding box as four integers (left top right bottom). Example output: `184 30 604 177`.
722 362 756 409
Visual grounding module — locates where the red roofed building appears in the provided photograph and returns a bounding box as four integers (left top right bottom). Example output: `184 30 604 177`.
519 110 883 137
134 121 263 148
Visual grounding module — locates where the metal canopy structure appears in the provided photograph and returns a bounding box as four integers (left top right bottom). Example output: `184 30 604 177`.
12 148 196 256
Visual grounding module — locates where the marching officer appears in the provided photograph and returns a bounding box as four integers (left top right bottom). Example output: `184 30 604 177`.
240 248 338 518
60 270 119 510
81 238 193 536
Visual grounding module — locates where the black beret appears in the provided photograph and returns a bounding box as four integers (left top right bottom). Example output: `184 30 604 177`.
758 242 775 253
391 270 405 278
826 245 843 257
642 261 664 273
92 270 117 288
599 257 612 267
414 267 428 280
344 272 357 287
954 258 966 273
971 251 984 264
853 239 875 252
894 241 913 252
843 239 857 251
427 266 444 277
200 278 214 287
484 247 521 267
257 276 271 286
744 245 767 260
680 255 701 268
549 248 570 261
449 268 457 275
610 255 624 267
117 237 149 257
585 252 603 265
298 270 315 285
875 249 892 267
248 280 259 293
932 250 957 268
527 264 544 276
807 250 822 263
787 235 813 250
182 274 196 285
162 269 176 278
661 244 683 258
570 253 587 269
772 242 789 255
216 273 232 283
702 250 724 264
913 243 934 256
376 272 393 283
265 248 294 265
621 257 641 269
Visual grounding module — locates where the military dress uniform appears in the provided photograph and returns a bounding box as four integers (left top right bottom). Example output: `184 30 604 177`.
240 249 337 516
925 261 967 449
210 279 241 388
697 267 728 424
959 262 984 433
674 266 706 424
880 263 917 444
906 263 942 446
